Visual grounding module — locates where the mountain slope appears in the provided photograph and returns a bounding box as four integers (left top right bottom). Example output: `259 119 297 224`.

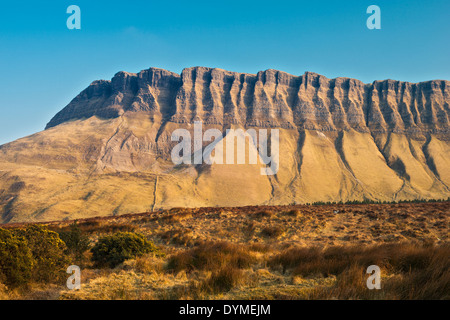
0 67 449 223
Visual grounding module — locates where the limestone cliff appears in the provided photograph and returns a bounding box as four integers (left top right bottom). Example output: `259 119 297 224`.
46 67 450 139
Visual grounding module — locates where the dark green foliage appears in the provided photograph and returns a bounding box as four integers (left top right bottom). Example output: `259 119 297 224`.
305 197 450 206
13 225 69 283
91 232 161 268
0 228 34 288
59 221 91 263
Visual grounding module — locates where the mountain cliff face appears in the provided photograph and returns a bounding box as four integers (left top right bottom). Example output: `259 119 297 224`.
46 66 450 138
1 67 449 223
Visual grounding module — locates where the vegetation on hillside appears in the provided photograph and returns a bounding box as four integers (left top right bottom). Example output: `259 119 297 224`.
0 202 448 300
91 232 163 268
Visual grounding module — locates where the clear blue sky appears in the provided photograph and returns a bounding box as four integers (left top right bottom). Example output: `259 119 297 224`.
0 0 449 145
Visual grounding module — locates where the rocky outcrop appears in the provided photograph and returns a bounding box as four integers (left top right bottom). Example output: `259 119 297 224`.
46 67 450 140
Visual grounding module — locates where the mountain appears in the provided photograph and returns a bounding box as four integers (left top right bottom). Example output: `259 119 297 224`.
1 66 449 223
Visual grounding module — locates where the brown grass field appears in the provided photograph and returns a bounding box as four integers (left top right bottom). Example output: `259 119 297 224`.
1 201 449 300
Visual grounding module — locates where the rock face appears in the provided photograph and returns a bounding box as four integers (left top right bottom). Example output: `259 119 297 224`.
0 66 449 223
46 67 450 139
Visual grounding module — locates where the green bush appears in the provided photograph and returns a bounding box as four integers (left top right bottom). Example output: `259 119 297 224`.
59 221 91 263
13 225 69 283
91 232 161 268
0 228 34 288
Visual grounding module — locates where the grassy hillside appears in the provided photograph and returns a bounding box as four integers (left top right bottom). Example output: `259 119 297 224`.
1 114 449 223
1 202 448 300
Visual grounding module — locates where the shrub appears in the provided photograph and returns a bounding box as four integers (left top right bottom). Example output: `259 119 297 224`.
0 228 34 288
91 232 162 268
13 225 69 283
59 221 91 263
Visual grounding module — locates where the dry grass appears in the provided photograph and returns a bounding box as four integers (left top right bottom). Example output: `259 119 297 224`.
166 241 258 273
61 271 157 300
269 242 445 275
383 245 450 299
133 254 165 274
53 221 137 235
159 228 197 247
1 202 449 300
269 242 450 299
284 209 302 217
204 267 251 293
4 240 447 300
160 208 194 223
253 210 275 219
261 226 284 239
0 283 9 300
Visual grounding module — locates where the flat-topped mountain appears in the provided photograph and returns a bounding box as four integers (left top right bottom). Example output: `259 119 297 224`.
47 67 449 138
1 67 449 223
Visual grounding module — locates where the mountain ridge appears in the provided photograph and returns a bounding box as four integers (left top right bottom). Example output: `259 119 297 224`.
45 67 450 141
0 66 449 223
